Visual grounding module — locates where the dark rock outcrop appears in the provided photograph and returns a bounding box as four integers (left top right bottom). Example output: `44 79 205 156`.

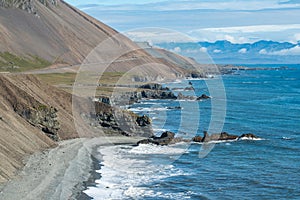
0 0 58 14
19 105 60 141
141 90 177 100
139 83 168 90
192 136 203 142
193 131 259 143
136 115 151 127
196 94 211 100
93 102 153 137
109 88 177 106
189 72 206 79
137 131 175 145
201 131 239 142
177 92 210 101
167 106 182 110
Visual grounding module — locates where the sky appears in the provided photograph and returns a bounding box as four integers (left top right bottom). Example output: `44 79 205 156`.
65 0 300 44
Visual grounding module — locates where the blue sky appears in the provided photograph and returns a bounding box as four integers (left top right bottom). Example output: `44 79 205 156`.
65 0 300 44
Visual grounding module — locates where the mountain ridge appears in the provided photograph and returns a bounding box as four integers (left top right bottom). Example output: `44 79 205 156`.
158 40 300 64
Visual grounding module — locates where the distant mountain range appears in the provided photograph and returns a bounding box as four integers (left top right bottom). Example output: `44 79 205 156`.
157 40 300 64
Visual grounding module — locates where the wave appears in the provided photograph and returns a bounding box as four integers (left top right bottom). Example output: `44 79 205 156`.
129 143 189 155
152 128 168 133
238 137 264 141
128 107 169 112
242 81 260 84
282 136 294 140
84 145 188 199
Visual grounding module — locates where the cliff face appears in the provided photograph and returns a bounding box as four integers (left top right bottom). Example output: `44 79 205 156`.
0 74 81 182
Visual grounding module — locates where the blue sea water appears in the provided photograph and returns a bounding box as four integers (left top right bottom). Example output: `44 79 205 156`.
84 65 300 199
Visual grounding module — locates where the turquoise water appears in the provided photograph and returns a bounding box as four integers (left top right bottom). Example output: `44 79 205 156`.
84 65 300 199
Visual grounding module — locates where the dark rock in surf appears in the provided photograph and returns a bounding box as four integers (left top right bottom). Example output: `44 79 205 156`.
190 72 206 78
200 131 239 142
196 94 210 100
192 136 203 142
137 131 175 146
167 106 182 110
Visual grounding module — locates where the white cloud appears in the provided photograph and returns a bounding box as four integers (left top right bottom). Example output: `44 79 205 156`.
221 35 250 44
188 24 300 44
259 46 300 55
259 49 268 54
199 47 207 53
238 48 247 54
71 0 300 12
125 30 196 43
213 49 222 53
202 24 300 33
152 1 300 11
173 47 181 53
267 46 300 55
291 33 300 43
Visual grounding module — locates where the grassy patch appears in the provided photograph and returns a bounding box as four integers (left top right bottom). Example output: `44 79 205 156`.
0 52 51 72
36 73 77 86
37 72 130 86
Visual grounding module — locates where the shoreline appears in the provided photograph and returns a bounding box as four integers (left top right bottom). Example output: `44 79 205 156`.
0 136 144 200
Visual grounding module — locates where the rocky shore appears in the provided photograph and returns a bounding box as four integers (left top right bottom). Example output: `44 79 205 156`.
136 131 259 146
0 137 144 200
95 83 211 106
93 82 259 146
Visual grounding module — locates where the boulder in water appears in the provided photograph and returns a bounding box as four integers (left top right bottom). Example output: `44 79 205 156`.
200 131 238 142
196 94 211 100
137 131 175 145
192 136 203 142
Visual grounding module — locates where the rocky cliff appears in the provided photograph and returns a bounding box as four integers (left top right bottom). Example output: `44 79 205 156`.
0 74 82 182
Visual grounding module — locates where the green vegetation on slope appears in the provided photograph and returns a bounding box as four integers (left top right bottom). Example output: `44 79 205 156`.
0 52 51 72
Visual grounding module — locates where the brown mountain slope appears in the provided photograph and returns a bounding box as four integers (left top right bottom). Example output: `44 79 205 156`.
0 74 83 182
0 0 196 80
0 0 121 64
0 75 64 182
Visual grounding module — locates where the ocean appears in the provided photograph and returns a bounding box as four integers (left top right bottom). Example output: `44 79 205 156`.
84 64 300 199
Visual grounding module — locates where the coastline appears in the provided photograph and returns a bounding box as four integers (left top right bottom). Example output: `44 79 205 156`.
0 136 144 200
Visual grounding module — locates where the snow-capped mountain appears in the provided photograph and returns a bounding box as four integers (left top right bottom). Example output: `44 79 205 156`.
157 40 300 64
